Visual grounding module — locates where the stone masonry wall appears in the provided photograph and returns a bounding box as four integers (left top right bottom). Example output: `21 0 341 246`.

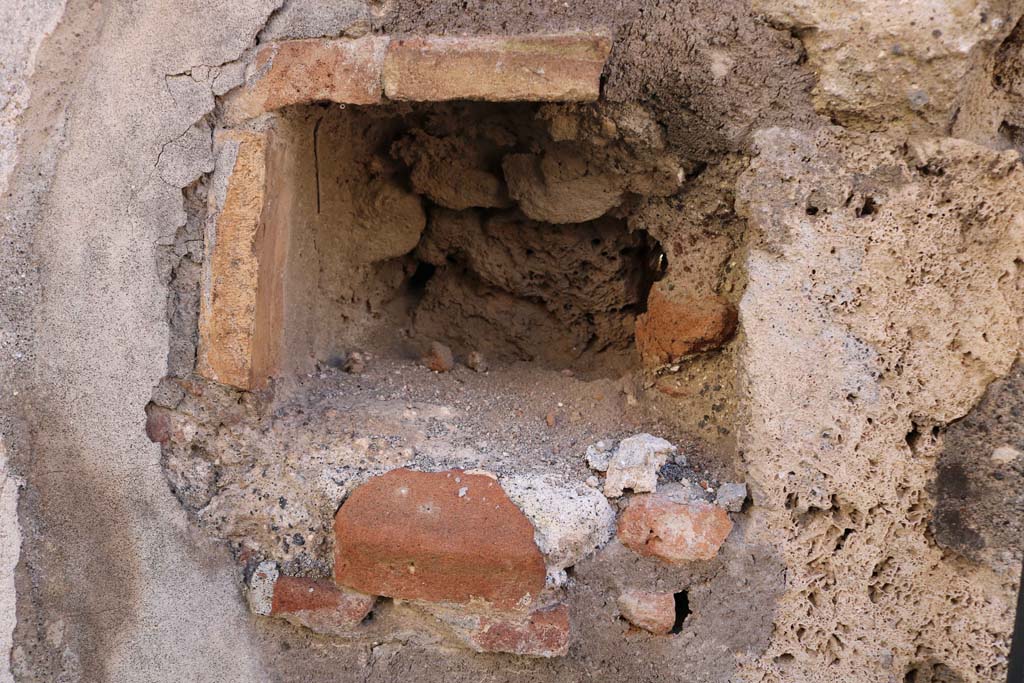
1 1 1022 682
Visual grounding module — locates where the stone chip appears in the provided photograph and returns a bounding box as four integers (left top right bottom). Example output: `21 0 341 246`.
603 434 678 497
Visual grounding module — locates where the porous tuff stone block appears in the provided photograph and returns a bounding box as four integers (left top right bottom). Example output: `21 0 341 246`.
383 33 611 102
333 469 546 610
617 494 733 563
223 36 388 123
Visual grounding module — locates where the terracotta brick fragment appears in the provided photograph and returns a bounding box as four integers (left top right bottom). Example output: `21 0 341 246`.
223 36 388 122
617 494 732 563
635 284 738 367
197 130 268 390
383 33 611 102
471 603 570 656
617 589 675 634
333 469 546 610
427 602 570 656
270 575 376 636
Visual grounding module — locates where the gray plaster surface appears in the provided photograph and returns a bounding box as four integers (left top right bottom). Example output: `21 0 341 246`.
3 1 281 680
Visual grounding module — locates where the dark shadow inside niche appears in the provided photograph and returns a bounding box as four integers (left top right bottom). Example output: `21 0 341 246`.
670 590 691 634
264 100 674 380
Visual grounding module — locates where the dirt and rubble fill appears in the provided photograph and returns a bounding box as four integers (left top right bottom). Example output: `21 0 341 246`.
267 101 702 379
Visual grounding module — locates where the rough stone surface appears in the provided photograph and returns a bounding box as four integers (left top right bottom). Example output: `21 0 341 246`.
735 126 1023 681
617 589 675 634
247 560 280 616
466 350 487 372
931 360 1024 563
714 482 746 512
634 285 738 367
334 469 546 609
585 440 614 472
415 204 658 366
383 33 611 102
502 151 626 224
754 0 1022 132
603 434 677 497
392 130 512 210
617 495 733 562
502 474 616 582
223 36 387 123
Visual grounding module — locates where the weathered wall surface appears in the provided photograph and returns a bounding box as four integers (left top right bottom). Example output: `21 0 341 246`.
2 1 281 680
2 1 1021 682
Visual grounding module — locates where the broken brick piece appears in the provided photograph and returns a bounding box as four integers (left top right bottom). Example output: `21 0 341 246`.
383 33 611 102
426 602 570 657
634 284 738 367
197 129 271 390
223 36 388 123
471 603 570 657
271 575 376 635
247 563 376 636
334 469 546 610
617 494 732 563
617 589 675 634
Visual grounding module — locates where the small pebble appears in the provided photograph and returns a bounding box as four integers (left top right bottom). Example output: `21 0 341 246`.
991 445 1021 464
715 482 748 512
343 351 366 374
466 350 488 372
422 341 454 372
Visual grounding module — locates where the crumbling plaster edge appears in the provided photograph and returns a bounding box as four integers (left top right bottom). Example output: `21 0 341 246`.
0 439 23 683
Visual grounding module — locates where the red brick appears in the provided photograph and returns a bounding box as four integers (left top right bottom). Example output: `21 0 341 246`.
270 575 376 636
471 603 570 656
223 37 388 123
617 589 675 634
383 33 610 102
429 602 570 657
634 284 737 367
333 469 546 610
617 494 732 563
197 130 269 390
